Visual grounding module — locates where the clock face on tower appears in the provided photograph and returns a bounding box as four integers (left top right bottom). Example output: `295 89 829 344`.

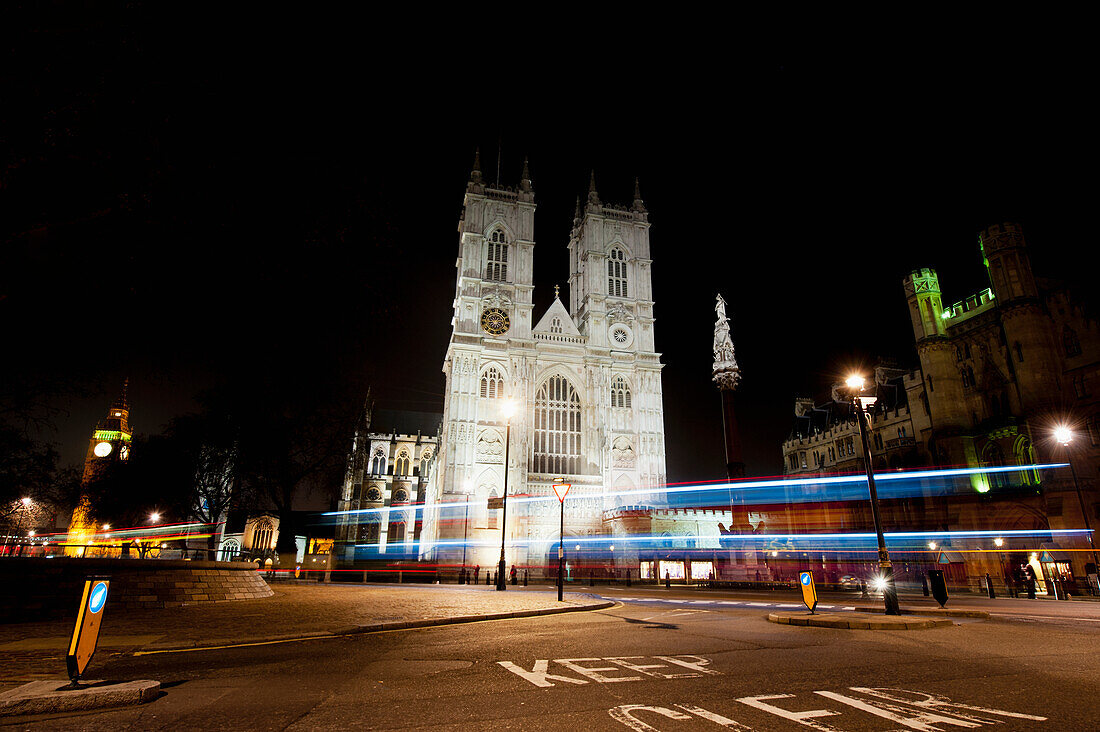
94 441 113 457
481 308 510 336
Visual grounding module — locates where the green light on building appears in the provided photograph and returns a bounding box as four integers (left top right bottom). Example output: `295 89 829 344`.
94 430 132 443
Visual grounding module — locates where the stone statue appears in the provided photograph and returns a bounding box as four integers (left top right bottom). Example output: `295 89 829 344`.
712 293 741 390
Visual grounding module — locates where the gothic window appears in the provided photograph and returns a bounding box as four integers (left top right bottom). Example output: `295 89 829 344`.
961 369 971 388
252 519 275 551
480 366 505 399
395 451 410 476
388 521 405 544
980 442 1009 489
607 247 628 298
531 375 582 475
967 366 976 387
1073 376 1087 399
1014 436 1040 485
551 317 563 334
611 375 632 408
800 451 807 469
363 522 380 544
1065 326 1082 357
371 448 386 476
964 343 972 359
392 488 409 503
485 229 509 282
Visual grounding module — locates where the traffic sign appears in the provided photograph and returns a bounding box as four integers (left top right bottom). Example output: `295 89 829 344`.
67 577 110 685
799 571 818 614
927 569 948 608
552 483 571 502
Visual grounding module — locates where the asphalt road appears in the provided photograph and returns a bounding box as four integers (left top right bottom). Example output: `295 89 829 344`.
5 587 1098 730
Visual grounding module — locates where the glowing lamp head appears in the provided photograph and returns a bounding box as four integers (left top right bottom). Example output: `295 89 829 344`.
994 537 1004 547
928 541 937 550
1054 426 1073 446
871 576 888 592
27 530 35 537
101 524 110 531
21 497 31 507
150 512 161 523
501 398 517 420
845 374 866 391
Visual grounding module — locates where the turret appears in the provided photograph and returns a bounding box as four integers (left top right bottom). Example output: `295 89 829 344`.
902 268 947 342
981 222 1038 302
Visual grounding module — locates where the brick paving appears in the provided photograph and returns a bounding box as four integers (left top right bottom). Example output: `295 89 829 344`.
0 582 606 684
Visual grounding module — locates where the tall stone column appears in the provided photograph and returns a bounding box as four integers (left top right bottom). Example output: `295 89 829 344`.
712 294 744 480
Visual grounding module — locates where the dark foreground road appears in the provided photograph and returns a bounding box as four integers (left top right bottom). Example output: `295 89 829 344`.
3 589 1096 730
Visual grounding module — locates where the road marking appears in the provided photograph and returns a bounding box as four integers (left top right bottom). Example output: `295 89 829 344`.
776 604 802 608
134 634 339 656
746 602 773 607
499 655 718 687
990 613 1100 623
609 688 1045 730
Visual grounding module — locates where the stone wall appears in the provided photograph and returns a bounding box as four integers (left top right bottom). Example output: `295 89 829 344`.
0 557 273 622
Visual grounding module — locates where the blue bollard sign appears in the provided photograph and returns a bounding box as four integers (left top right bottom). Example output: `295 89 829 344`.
67 576 110 684
799 571 818 614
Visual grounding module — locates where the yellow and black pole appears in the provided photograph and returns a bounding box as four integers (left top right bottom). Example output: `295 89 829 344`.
66 576 111 687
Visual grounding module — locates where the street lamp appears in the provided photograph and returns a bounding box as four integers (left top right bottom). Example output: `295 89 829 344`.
150 512 161 523
1054 426 1100 590
496 398 517 591
553 479 571 601
845 372 901 615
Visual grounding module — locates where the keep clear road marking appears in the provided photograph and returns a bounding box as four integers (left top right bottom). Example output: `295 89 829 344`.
609 687 1046 731
498 655 719 688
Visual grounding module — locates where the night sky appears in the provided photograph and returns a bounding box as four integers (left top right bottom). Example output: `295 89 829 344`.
4 9 1092 503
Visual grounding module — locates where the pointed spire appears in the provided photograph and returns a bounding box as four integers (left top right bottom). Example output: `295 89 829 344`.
587 170 600 205
632 176 647 212
574 196 583 222
469 148 482 184
520 156 532 192
112 378 129 411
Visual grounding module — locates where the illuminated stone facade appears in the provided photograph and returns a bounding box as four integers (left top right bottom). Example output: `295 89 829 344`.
423 158 668 572
781 223 1100 584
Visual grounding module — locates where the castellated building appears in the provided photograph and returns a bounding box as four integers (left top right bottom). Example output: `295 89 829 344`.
781 223 1100 589
418 157 669 575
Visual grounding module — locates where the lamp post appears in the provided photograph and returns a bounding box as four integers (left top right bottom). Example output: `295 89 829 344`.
1054 426 1100 590
496 399 517 592
846 374 901 615
553 480 571 601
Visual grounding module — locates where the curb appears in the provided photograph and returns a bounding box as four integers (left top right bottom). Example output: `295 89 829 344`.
859 606 990 619
0 679 160 716
767 611 953 630
135 598 615 654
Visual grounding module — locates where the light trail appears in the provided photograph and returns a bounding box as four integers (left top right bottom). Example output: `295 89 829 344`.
323 463 1069 518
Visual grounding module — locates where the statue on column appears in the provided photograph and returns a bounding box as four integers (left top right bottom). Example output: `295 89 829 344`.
712 294 741 391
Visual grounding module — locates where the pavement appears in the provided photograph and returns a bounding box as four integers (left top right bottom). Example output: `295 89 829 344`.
0 582 611 701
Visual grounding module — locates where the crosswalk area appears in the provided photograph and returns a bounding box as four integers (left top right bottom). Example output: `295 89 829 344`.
601 596 857 611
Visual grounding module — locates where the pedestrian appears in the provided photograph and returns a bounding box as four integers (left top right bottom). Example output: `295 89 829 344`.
985 572 995 599
665 570 671 588
510 565 517 585
474 564 480 586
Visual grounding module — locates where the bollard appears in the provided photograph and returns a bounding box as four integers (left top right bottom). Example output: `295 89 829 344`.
922 575 929 597
523 570 528 586
626 569 631 587
1027 579 1036 599
860 580 869 600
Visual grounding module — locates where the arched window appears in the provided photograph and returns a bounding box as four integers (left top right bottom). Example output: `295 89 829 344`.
611 375 632 408
486 229 509 282
395 451 410 476
1064 326 1082 357
252 519 275 551
607 247 628 297
388 521 405 544
961 369 971 388
1014 436 1040 485
371 448 386 476
531 375 582 475
480 366 505 399
980 442 1009 490
551 317 562 334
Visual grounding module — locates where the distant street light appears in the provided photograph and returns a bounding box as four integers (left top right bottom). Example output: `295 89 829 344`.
994 537 1004 547
1053 426 1100 588
928 541 937 551
845 372 900 615
21 497 31 507
150 512 161 523
496 399 517 591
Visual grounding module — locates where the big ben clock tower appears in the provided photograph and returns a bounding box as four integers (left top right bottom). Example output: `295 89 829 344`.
67 380 133 553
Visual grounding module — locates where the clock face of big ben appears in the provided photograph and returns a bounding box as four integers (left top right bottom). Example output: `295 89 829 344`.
481 307 510 336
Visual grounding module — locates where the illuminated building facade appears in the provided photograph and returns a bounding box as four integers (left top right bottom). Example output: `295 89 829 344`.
66 381 133 553
334 400 440 563
781 223 1100 587
424 157 668 573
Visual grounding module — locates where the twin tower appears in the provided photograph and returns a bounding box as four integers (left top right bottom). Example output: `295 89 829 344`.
419 155 669 569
